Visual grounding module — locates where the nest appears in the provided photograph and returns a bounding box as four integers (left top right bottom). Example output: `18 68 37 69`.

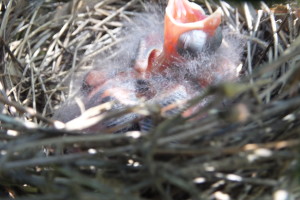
0 0 300 199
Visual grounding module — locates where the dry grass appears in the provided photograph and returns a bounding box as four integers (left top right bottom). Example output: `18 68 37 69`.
0 0 300 199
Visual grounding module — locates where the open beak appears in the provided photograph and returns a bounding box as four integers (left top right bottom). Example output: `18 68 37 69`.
134 0 223 76
155 0 222 71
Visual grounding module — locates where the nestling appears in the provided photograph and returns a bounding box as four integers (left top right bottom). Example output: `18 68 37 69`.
55 0 243 132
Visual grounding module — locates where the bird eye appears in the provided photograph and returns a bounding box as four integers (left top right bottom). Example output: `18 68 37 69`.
176 27 223 58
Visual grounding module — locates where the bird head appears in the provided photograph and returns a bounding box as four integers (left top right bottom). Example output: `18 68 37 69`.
154 0 223 72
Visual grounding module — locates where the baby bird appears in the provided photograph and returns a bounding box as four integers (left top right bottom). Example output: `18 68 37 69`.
55 0 243 132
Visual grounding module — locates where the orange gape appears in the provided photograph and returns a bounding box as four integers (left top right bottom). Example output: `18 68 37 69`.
133 0 222 77
153 0 222 72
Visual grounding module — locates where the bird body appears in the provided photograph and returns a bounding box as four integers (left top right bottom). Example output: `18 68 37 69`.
55 0 243 132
